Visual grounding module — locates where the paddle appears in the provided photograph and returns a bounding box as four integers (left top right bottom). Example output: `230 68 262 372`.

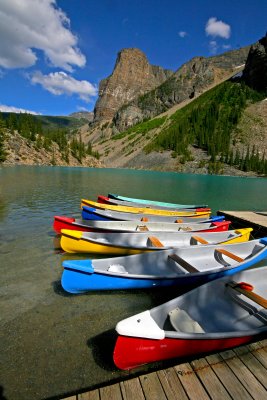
227 281 267 309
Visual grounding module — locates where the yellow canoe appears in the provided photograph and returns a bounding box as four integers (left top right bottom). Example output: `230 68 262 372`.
81 199 211 217
60 228 253 255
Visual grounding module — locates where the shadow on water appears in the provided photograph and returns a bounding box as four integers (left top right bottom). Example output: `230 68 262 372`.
87 329 118 372
52 280 75 297
0 386 7 400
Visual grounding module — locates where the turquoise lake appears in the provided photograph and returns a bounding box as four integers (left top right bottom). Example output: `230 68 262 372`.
0 165 267 400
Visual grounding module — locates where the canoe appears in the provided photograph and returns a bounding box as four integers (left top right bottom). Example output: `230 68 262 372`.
108 193 208 209
98 195 209 211
61 237 267 293
82 206 212 223
114 266 267 370
60 228 253 255
53 216 230 235
81 199 211 217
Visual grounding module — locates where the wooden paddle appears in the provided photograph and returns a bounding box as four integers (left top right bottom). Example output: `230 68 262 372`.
227 281 267 309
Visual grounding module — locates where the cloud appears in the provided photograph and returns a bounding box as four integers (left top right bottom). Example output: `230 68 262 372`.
209 41 219 54
30 71 98 101
0 0 86 71
222 44 231 50
205 17 231 39
178 31 187 38
0 104 40 114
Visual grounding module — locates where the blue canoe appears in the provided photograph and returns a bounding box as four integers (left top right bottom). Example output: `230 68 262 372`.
108 193 208 209
81 206 224 223
61 238 267 294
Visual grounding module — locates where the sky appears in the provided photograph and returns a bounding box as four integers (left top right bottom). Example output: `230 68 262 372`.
0 0 266 116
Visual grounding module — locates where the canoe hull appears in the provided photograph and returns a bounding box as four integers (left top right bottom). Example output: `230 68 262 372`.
60 228 252 255
53 216 230 235
82 206 212 223
113 334 256 370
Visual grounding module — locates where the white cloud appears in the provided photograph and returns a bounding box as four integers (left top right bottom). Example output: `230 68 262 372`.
0 104 40 114
178 31 187 38
205 17 231 39
0 0 86 71
222 44 232 50
209 41 219 55
30 71 98 101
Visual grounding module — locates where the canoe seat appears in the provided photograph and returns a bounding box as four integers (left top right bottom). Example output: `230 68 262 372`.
108 264 128 274
141 217 149 222
175 219 184 223
137 225 149 231
169 307 204 333
168 254 199 273
215 248 244 263
147 236 164 247
191 235 209 245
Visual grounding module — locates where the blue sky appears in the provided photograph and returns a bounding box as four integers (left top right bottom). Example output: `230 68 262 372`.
0 0 266 116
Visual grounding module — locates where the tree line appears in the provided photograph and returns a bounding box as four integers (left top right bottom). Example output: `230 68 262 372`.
145 80 267 175
0 112 99 164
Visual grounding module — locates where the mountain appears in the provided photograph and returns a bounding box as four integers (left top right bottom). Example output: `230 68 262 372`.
69 111 94 122
1 35 266 176
93 48 173 124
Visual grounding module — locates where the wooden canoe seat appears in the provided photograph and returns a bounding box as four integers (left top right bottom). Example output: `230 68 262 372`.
175 219 183 223
147 236 164 247
137 225 149 231
227 281 267 309
141 217 149 222
168 254 199 273
215 248 244 262
191 235 209 245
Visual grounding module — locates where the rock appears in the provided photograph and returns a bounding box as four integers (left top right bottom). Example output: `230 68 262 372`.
242 33 267 92
93 48 173 123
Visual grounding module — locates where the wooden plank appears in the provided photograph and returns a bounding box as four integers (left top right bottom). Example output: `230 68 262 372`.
220 349 267 399
139 371 167 400
191 236 209 244
157 368 189 400
64 396 77 400
148 236 164 247
174 362 210 400
227 282 267 308
99 383 122 400
120 377 145 400
168 254 199 273
78 390 100 399
215 248 244 262
206 353 253 399
233 346 267 389
190 357 232 400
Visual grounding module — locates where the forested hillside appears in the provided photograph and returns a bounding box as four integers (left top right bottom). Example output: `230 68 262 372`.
144 80 267 175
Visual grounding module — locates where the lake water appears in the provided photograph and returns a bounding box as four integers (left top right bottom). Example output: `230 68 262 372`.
0 165 267 400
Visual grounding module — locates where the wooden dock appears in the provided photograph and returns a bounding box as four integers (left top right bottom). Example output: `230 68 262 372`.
217 211 267 238
63 339 267 400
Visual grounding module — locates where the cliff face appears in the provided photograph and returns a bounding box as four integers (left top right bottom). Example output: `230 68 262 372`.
112 46 251 132
93 48 173 123
242 34 267 92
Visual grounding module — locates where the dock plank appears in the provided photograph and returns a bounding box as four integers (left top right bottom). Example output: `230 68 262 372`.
99 383 122 400
120 377 145 400
157 368 189 400
206 353 253 399
139 372 167 400
233 346 267 389
220 349 267 399
190 357 232 400
174 362 210 400
78 389 100 399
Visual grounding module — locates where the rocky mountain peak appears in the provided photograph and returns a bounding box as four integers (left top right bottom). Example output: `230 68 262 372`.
242 33 267 92
93 47 173 123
